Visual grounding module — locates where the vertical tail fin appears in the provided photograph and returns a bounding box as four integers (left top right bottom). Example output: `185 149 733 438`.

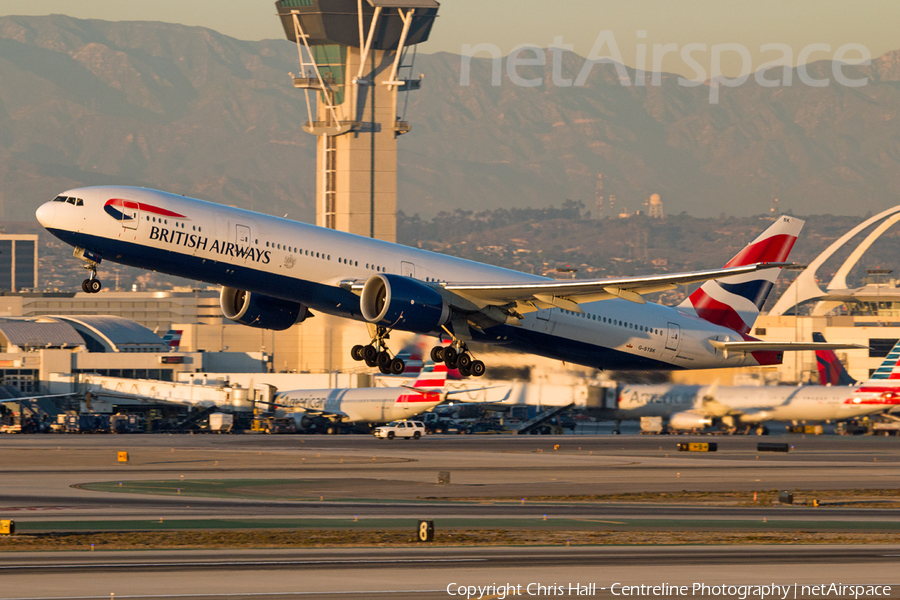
678 216 804 334
412 360 448 388
813 332 857 386
866 339 900 382
161 330 182 352
394 336 429 375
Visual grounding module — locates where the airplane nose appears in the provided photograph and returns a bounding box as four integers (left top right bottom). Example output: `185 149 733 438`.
35 202 56 228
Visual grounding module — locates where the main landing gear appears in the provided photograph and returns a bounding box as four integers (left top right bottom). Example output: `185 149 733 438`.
350 326 406 375
430 341 486 378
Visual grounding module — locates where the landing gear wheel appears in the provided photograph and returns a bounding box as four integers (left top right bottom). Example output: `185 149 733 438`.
442 347 457 365
365 354 378 368
470 360 486 377
376 351 392 369
390 358 405 375
458 362 472 377
379 363 392 375
81 280 91 293
457 353 472 369
90 279 102 293
363 345 378 362
351 345 365 361
430 346 444 363
445 353 459 369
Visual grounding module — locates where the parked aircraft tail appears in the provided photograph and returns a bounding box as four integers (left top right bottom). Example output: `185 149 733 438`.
678 216 804 334
411 358 449 388
161 329 183 352
866 338 900 382
813 332 858 386
394 335 460 378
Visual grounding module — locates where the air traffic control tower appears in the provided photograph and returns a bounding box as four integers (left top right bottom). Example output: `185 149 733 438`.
275 0 439 243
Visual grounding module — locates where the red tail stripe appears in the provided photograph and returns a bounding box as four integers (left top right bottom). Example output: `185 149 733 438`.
413 379 446 387
724 234 797 268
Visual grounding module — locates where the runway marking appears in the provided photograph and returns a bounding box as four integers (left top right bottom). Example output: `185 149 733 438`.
572 518 628 524
0 558 486 571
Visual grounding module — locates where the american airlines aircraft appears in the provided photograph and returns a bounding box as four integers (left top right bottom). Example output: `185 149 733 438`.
614 338 900 432
36 187 854 377
275 360 458 430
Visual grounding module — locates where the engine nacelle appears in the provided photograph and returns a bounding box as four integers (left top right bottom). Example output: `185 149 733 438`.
668 411 713 431
220 287 311 331
360 274 450 333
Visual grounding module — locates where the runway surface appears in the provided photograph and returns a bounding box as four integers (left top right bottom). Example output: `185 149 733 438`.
2 434 900 598
2 546 900 599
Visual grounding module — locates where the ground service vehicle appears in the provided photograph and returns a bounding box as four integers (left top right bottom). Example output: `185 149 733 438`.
373 420 425 440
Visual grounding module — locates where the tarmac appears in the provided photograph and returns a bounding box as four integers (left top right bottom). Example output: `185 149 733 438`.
1 433 899 598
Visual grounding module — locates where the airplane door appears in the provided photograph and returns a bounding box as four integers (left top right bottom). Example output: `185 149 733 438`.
401 261 415 278
235 224 251 246
666 323 681 352
120 201 139 230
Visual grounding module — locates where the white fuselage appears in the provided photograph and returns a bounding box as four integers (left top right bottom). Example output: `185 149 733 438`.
37 186 782 371
616 383 899 424
275 387 442 423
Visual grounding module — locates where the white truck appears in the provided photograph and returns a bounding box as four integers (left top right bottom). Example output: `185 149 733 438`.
373 420 425 440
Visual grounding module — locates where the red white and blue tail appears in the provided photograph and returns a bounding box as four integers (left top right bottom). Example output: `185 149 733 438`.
866 339 900 382
411 358 448 388
813 332 858 386
161 329 182 352
678 216 804 334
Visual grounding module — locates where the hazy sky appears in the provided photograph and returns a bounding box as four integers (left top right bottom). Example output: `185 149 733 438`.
1 0 896 77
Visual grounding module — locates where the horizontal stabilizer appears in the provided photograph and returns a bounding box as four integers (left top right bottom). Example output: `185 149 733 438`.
710 340 867 354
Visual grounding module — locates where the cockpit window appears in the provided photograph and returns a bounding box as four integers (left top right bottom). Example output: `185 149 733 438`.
53 196 66 202
76 198 83 206
66 197 76 205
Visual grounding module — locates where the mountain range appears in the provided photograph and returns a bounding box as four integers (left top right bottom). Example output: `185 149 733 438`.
1 15 899 223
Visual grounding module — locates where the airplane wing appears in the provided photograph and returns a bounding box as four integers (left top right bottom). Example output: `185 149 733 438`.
440 262 796 309
344 262 797 315
709 340 867 355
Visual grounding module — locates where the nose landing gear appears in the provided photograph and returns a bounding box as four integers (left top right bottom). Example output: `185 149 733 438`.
350 326 405 375
74 247 103 294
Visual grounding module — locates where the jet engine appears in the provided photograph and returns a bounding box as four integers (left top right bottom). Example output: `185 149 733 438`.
220 287 311 331
360 274 450 333
668 411 713 431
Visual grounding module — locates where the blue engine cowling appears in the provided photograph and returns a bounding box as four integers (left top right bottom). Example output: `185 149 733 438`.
360 274 450 333
220 287 311 331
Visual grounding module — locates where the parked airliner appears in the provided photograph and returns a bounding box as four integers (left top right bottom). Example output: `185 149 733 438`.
36 187 856 376
275 360 460 431
614 338 900 432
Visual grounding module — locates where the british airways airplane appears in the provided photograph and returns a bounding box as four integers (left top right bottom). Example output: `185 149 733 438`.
35 187 855 377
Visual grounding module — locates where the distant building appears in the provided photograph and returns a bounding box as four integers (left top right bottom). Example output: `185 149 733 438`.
0 234 38 292
595 174 604 218
648 193 664 219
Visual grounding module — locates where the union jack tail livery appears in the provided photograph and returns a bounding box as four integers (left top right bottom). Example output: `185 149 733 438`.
678 216 804 334
813 332 857 386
